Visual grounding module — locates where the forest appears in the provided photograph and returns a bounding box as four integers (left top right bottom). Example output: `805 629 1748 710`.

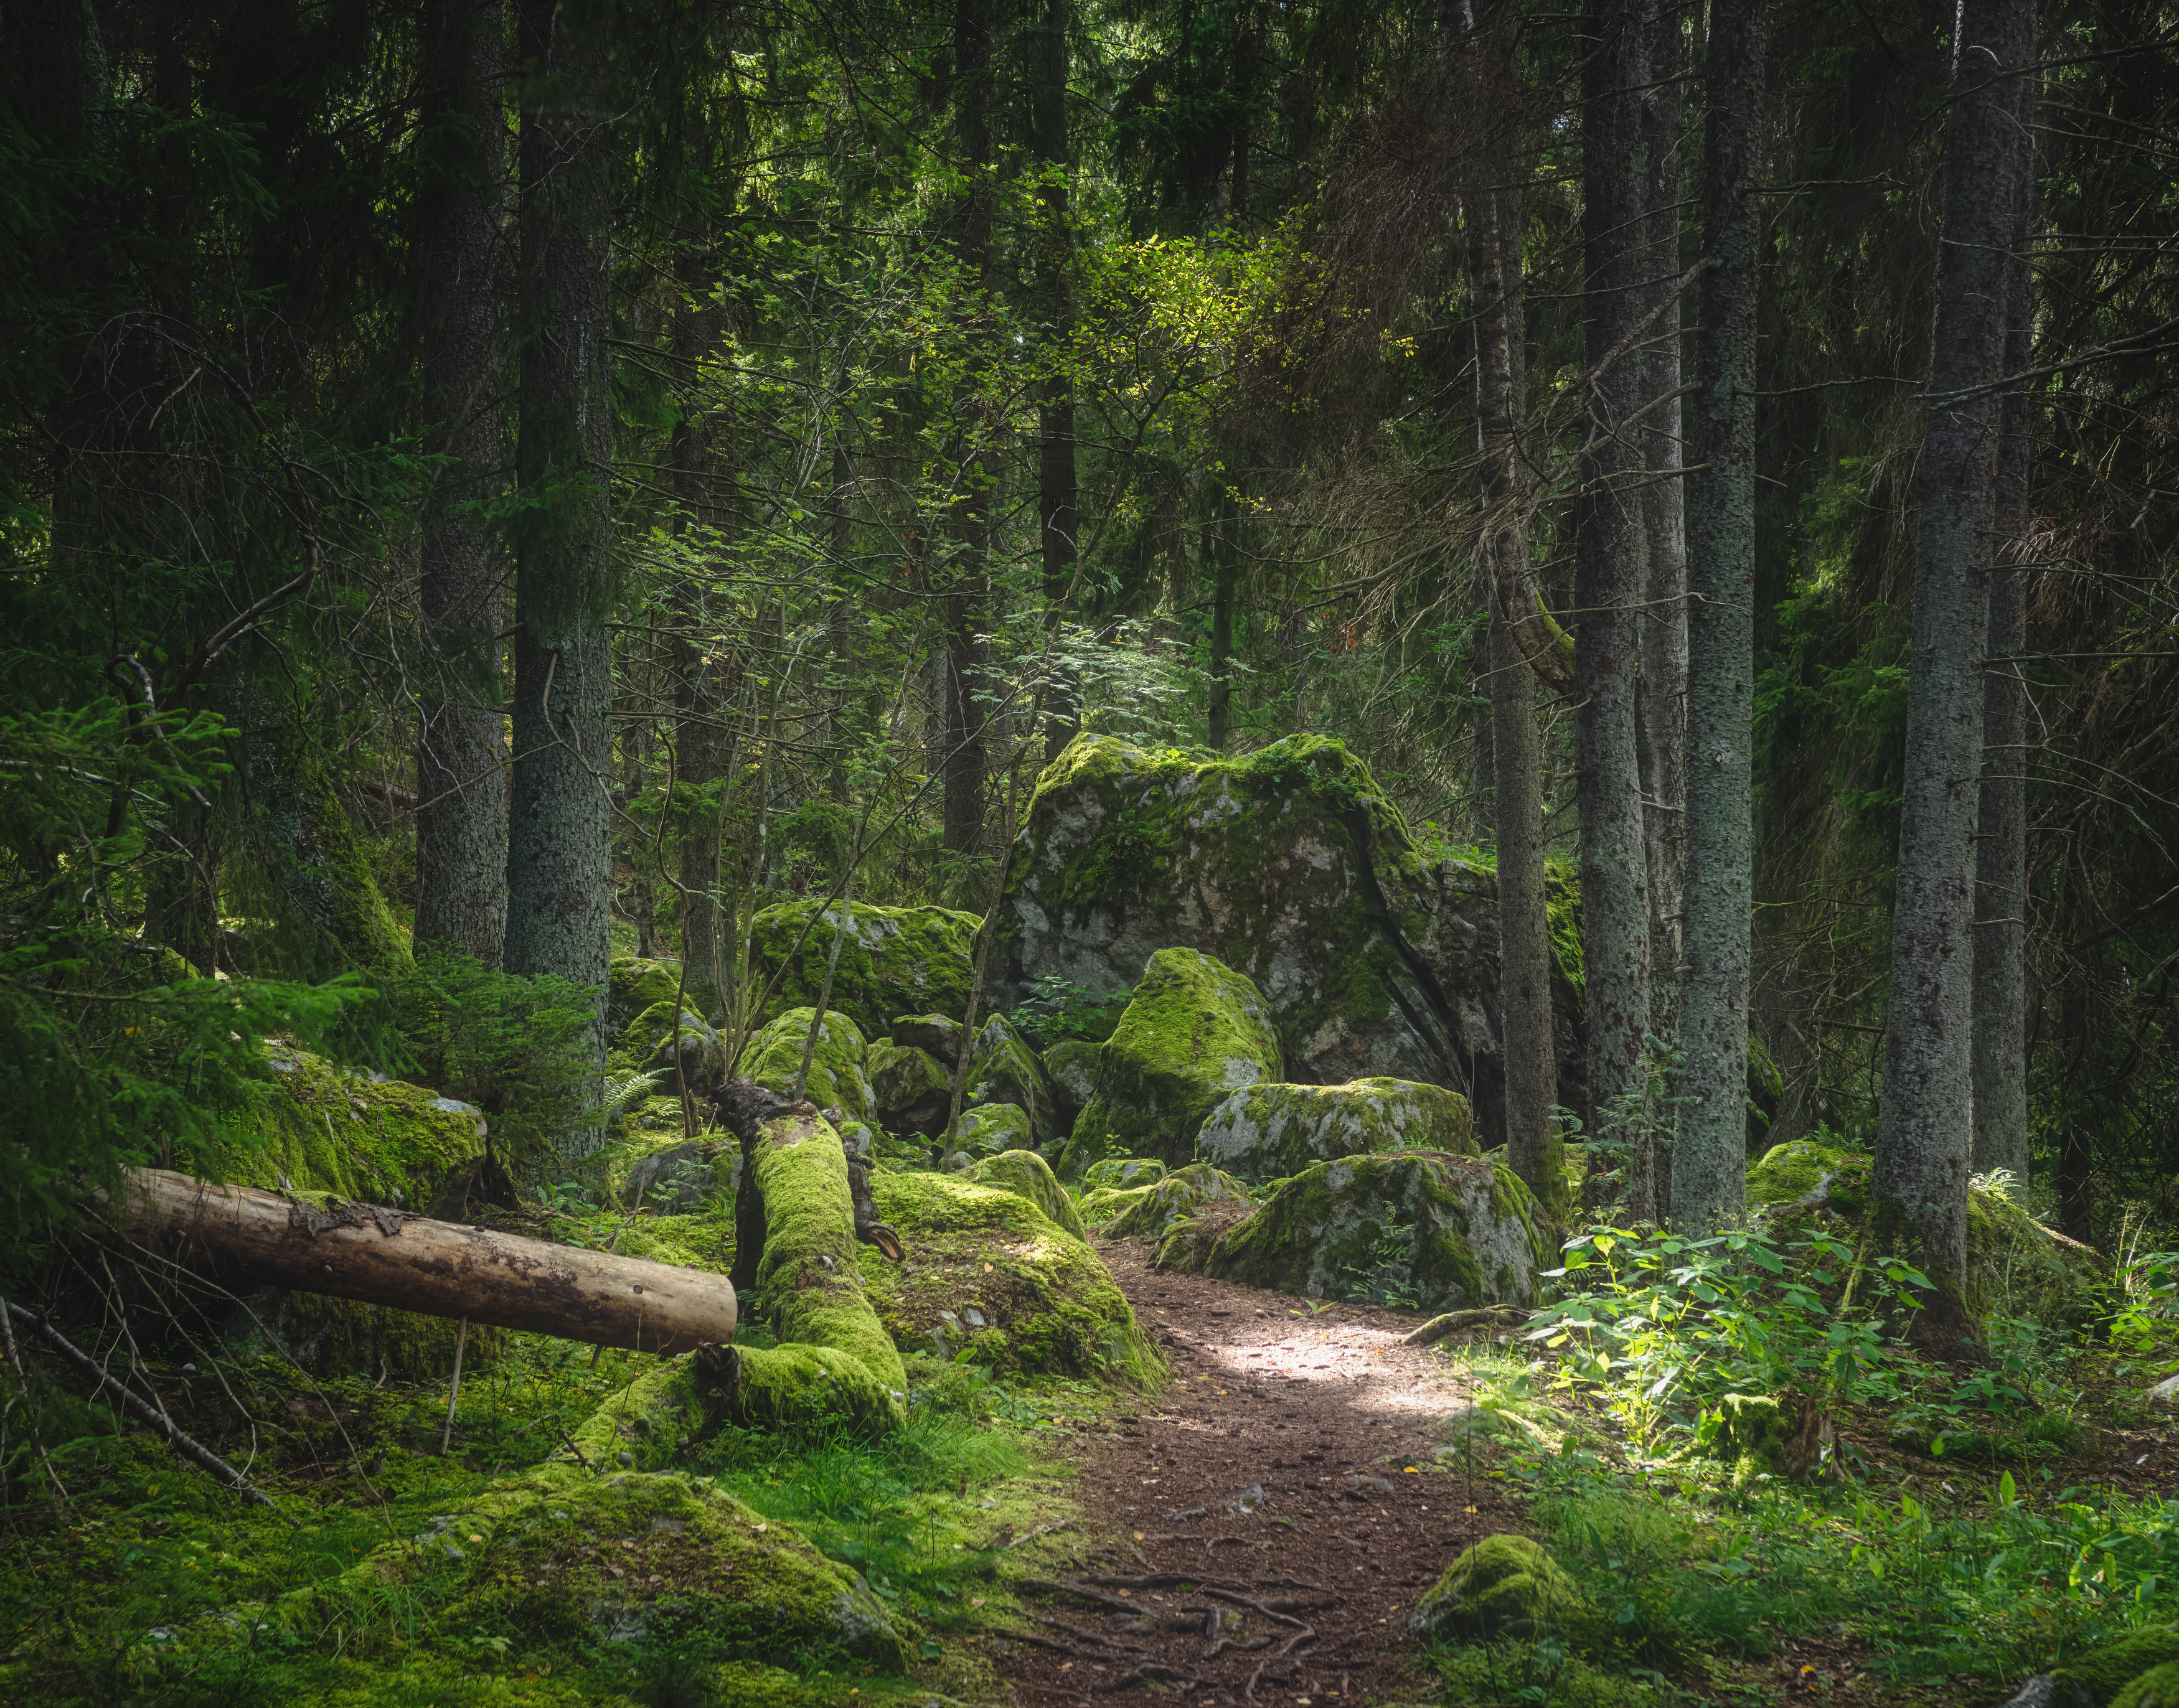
3 0 2179 1702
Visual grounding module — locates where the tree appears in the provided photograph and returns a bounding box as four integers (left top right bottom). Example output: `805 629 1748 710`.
1573 0 1654 1142
1871 0 2033 1319
1675 0 1767 1235
504 0 616 1147
413 0 510 967
1033 0 1081 759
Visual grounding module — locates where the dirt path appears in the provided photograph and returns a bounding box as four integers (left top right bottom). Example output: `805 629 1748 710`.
989 1235 1525 1706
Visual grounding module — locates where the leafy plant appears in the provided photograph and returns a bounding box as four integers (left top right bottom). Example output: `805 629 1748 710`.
1010 973 1132 1048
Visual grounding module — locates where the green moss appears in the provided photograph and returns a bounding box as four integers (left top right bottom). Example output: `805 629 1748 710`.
1079 1181 1154 1229
2056 1627 2179 1705
868 1038 949 1132
748 898 978 1040
1197 1153 1546 1311
942 1101 1036 1160
1193 1077 1475 1183
1408 1532 1588 1640
2116 1661 2179 1708
294 1464 904 1670
962 1015 1061 1147
623 1000 728 1086
1057 949 1282 1178
570 1353 704 1468
734 1007 878 1125
1100 1161 1253 1241
610 956 684 1030
968 1149 1087 1238
1082 1156 1168 1191
1712 1393 1790 1488
860 1171 1166 1387
1748 1140 2106 1325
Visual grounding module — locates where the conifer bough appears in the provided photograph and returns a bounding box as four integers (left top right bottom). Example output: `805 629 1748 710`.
117 1169 737 1355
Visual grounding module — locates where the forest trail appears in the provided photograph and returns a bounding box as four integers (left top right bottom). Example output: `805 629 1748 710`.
991 1236 1524 1706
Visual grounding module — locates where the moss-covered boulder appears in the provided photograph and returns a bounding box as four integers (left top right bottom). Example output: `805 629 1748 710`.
1083 1156 1169 1191
1748 1140 2106 1325
968 1148 1087 1237
2117 1662 2179 1708
1058 949 1283 1178
609 955 684 1031
861 1170 1165 1386
1408 1533 1587 1641
225 1048 497 1378
868 1038 950 1134
1193 1077 1475 1184
1044 1038 1101 1131
962 1014 1061 1147
749 898 979 1040
1098 1161 1253 1240
308 1462 903 1669
892 1012 966 1066
2051 1626 2179 1706
943 1101 1037 1160
994 733 1587 1150
1192 1153 1548 1311
621 1001 730 1089
733 1007 878 1127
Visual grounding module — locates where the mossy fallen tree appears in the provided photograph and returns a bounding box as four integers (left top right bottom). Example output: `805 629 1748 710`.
706 1081 910 1432
118 1167 737 1354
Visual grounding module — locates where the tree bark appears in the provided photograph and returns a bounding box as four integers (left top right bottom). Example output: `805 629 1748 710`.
413 0 510 969
1873 0 2027 1321
1034 0 1081 761
1575 0 1655 1152
506 0 614 1152
1635 0 1688 1074
120 1168 737 1354
1676 0 1767 1234
1461 0 1566 1220
1972 0 2036 1182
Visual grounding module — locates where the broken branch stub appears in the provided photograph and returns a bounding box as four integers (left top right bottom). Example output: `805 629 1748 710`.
119 1168 736 1354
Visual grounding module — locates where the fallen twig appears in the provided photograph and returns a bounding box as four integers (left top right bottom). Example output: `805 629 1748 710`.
1402 1306 1532 1346
1203 1587 1312 1629
7 1302 293 1526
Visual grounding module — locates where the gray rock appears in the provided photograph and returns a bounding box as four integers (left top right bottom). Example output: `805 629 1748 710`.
626 1142 715 1213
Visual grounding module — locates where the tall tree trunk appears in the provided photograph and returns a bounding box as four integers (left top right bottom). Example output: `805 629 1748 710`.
1635 0 1688 1069
1574 0 1653 1140
1033 0 1081 761
941 0 994 860
1972 0 2037 1182
413 0 509 968
1207 481 1238 752
1461 0 1566 1221
1873 0 2028 1323
506 0 614 1155
1675 0 1767 1234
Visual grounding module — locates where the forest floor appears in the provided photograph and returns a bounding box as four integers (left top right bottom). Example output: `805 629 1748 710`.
982 1234 1522 1707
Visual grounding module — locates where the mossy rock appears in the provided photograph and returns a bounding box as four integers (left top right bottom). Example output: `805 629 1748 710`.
1748 1140 2107 1325
1711 1392 1790 1489
299 1464 903 1670
963 1014 1061 1147
2054 1626 2179 1706
1194 1077 1475 1184
1079 1181 1152 1230
994 733 1587 1148
2117 1662 2179 1708
733 1007 878 1126
862 1171 1165 1387
1408 1532 1588 1640
623 1000 730 1089
943 1101 1037 1160
1193 1152 1547 1312
1100 1161 1253 1240
1058 948 1282 1179
227 1048 500 1379
969 1148 1088 1238
868 1038 950 1135
748 898 979 1040
609 955 685 1030
1044 1038 1101 1130
891 1012 966 1066
1083 1156 1169 1191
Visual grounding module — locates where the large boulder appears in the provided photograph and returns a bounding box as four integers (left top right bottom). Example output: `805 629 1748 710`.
1193 1077 1475 1185
1093 1161 1254 1241
1181 1153 1549 1312
1408 1534 1587 1641
1747 1140 2106 1325
748 898 978 1039
860 1170 1165 1386
969 1148 1088 1238
619 1002 729 1091
732 1007 878 1126
868 1038 949 1134
608 955 684 1031
1057 949 1283 1178
1043 1039 1101 1131
993 733 1585 1148
941 1101 1037 1161
961 1015 1061 1147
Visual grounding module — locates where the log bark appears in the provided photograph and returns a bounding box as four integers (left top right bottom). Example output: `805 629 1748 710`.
118 1169 736 1355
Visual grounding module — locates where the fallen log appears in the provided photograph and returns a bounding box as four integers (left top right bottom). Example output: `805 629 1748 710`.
118 1168 735 1356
